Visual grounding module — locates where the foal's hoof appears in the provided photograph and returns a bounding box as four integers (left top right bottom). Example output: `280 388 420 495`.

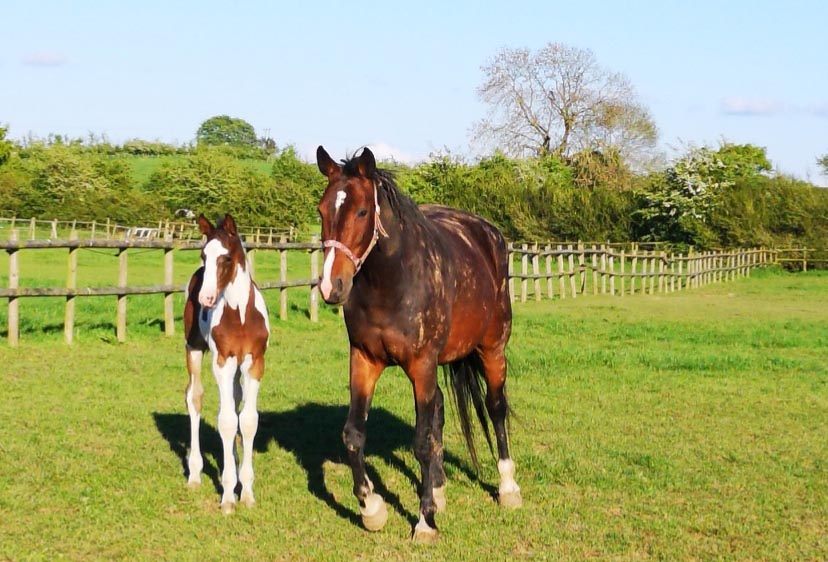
498 490 523 509
240 494 255 508
360 494 388 532
433 486 447 513
186 479 202 490
412 520 439 544
220 501 236 515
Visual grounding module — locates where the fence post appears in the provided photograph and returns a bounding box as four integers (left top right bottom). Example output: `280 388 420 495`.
532 243 541 301
507 243 515 303
610 246 627 297
117 247 128 342
577 242 586 294
8 229 19 346
310 236 319 323
164 236 175 337
519 244 528 303
545 244 553 300
568 244 577 298
65 231 78 344
280 235 288 320
558 245 566 298
590 244 603 295
29 218 36 240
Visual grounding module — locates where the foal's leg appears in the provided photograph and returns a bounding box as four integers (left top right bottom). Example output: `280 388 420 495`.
480 347 522 508
185 346 205 487
343 348 387 531
237 353 263 507
407 357 442 543
214 354 240 514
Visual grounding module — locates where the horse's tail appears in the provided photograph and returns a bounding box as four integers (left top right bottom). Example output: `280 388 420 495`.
443 352 496 471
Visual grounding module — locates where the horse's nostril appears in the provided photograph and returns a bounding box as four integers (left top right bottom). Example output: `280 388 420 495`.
336 278 344 292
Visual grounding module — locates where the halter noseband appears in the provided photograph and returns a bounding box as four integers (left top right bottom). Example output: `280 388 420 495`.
322 181 389 273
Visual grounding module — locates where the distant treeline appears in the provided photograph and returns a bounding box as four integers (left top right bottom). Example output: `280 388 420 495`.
0 136 826 251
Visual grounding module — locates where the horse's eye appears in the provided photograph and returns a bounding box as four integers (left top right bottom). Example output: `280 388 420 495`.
357 208 369 218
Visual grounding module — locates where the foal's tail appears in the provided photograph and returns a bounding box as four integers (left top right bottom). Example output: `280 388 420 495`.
443 353 500 471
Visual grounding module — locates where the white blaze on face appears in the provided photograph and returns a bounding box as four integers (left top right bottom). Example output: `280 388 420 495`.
335 189 347 211
320 248 335 301
199 239 229 308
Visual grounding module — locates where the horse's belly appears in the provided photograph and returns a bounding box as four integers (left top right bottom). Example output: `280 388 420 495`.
438 301 494 364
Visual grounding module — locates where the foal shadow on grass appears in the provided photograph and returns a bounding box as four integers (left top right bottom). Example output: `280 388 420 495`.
153 402 493 528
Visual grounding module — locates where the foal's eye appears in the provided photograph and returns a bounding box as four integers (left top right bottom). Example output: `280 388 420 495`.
357 208 369 218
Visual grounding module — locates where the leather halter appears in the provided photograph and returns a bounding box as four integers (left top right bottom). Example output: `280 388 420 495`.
322 181 389 273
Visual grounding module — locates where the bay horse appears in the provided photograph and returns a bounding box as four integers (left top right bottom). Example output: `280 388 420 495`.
316 146 522 542
183 213 270 513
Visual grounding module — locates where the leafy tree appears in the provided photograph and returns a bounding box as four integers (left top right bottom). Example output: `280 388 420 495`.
0 125 14 166
818 153 828 177
196 115 258 149
473 42 657 166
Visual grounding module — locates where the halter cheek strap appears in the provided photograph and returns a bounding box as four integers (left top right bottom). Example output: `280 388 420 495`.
322 181 389 273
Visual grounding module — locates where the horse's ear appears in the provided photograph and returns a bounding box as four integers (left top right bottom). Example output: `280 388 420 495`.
316 145 339 178
357 147 376 178
223 214 237 236
197 214 213 236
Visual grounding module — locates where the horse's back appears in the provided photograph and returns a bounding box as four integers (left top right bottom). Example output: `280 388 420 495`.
420 204 509 286
420 204 512 359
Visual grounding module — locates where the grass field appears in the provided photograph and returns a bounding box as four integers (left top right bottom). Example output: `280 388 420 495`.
1 268 826 561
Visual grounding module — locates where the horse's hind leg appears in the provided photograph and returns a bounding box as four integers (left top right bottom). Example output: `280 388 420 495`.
185 346 205 487
479 346 522 508
238 353 262 508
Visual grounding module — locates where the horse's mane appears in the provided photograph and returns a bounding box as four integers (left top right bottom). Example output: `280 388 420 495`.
341 154 424 226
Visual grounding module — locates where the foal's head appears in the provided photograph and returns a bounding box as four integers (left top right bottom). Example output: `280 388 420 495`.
197 213 246 309
316 146 387 305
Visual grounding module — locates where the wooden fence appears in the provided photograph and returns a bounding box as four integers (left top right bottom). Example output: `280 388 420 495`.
0 216 296 242
0 233 800 346
1 231 320 346
507 243 774 302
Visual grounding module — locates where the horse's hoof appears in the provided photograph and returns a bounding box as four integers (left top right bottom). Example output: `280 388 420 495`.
498 490 523 509
186 479 201 490
433 486 447 513
220 501 236 515
412 520 439 544
240 495 255 508
360 493 388 532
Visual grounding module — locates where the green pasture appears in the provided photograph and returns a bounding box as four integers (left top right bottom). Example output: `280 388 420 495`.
0 268 827 561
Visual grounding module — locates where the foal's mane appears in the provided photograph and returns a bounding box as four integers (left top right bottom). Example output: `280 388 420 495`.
341 154 424 226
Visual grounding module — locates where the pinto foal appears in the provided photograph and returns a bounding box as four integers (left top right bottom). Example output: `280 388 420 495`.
183 214 270 513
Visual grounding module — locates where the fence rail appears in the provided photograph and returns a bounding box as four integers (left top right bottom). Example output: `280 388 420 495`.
0 230 806 346
506 243 775 302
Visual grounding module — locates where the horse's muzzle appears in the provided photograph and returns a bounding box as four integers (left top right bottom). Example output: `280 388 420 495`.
321 274 351 305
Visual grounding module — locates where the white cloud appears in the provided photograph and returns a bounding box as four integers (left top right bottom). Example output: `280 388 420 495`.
22 51 68 67
366 142 422 164
809 102 828 118
720 97 782 116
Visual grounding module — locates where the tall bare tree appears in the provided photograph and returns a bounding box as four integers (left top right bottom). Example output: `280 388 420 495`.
473 43 657 165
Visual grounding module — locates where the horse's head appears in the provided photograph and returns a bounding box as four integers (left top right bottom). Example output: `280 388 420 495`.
197 213 245 309
316 146 387 305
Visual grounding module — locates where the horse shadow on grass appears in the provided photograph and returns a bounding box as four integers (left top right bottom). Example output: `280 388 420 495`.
153 402 495 527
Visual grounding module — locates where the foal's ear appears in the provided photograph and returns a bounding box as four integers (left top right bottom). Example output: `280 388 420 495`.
316 145 339 178
357 147 376 178
197 214 213 236
223 214 238 236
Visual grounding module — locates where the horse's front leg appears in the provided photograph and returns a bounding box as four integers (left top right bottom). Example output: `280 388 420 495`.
343 347 387 531
238 353 263 508
185 346 205 487
407 357 442 543
214 354 240 514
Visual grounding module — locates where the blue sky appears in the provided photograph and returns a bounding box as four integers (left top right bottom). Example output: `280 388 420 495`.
2 0 827 184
